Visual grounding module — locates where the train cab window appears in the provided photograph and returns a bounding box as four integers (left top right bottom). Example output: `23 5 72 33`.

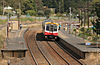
46 24 57 31
46 25 49 31
50 24 57 31
50 25 54 31
54 25 57 31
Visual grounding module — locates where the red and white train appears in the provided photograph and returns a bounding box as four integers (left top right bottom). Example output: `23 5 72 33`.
42 20 59 39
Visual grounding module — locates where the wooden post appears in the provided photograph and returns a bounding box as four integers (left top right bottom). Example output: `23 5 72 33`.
24 51 26 57
12 51 14 57
1 50 4 58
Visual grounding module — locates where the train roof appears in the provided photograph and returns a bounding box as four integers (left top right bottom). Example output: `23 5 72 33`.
45 22 59 26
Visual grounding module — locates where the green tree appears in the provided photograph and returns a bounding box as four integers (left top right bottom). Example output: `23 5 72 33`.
95 2 100 19
44 9 51 18
92 2 100 35
26 10 37 16
92 20 100 35
35 0 43 11
23 0 36 14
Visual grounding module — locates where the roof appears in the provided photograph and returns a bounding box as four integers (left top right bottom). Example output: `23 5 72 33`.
45 22 59 26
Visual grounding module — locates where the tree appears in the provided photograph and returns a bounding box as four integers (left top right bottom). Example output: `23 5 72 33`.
95 2 100 19
44 9 51 18
35 0 43 11
92 2 100 35
92 19 100 35
23 0 36 14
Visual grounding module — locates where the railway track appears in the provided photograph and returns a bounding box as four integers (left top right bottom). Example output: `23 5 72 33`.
47 41 83 65
25 29 83 65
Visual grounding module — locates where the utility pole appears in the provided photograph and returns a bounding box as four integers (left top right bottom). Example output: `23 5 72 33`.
69 7 72 21
18 0 21 29
7 12 9 39
69 7 72 34
3 0 4 15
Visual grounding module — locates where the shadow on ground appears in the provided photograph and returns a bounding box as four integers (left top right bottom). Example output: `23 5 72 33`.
36 33 53 41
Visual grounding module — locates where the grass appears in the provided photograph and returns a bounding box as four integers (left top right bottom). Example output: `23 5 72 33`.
0 19 7 24
21 17 35 22
10 17 44 23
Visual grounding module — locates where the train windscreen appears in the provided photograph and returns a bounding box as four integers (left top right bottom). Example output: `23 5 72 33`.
46 24 57 31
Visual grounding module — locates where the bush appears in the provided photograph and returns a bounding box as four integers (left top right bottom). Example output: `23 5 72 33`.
80 27 85 32
73 29 76 32
78 33 85 38
56 13 63 17
92 36 99 41
92 19 100 35
26 10 37 16
21 17 34 22
85 28 92 36
0 19 7 24
44 9 51 17
37 10 44 16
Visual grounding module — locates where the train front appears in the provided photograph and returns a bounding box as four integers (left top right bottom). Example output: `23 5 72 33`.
44 22 59 39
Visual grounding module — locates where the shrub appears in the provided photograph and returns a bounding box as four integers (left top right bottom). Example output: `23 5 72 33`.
80 27 85 32
21 17 34 22
44 9 51 17
0 19 7 24
56 13 63 17
92 36 99 41
92 19 100 35
85 28 92 36
37 10 44 16
26 10 37 16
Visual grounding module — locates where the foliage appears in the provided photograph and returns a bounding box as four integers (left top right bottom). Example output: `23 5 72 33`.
90 2 100 35
56 13 64 17
35 0 43 11
86 28 92 34
95 2 100 18
26 10 37 16
0 0 99 16
78 33 85 38
78 27 92 38
44 9 51 17
80 27 85 32
21 17 35 22
73 28 76 32
92 36 99 41
23 0 36 14
37 10 44 16
0 19 7 24
92 19 100 35
93 0 100 3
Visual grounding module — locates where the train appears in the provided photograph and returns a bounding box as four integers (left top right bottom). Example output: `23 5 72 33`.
42 19 59 40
